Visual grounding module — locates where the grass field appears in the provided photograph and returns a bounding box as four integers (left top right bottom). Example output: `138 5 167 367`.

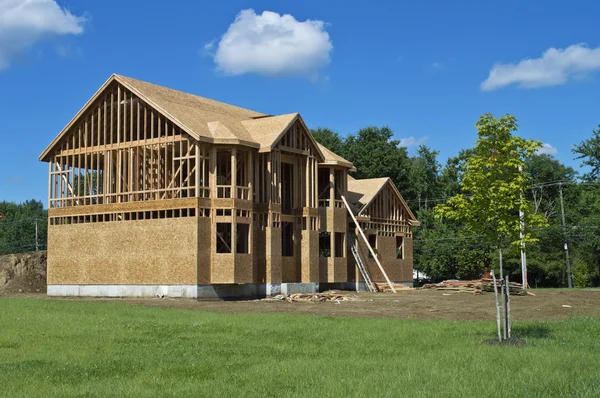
1 297 599 397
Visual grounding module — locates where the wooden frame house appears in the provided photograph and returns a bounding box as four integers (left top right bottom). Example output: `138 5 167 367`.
40 75 418 297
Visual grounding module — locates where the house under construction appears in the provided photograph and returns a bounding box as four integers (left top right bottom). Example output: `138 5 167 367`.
40 74 419 298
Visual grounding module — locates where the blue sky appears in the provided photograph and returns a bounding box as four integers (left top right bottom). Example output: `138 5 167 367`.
1 0 599 204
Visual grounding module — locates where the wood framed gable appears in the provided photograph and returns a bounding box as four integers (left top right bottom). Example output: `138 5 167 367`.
42 77 211 208
39 75 207 162
272 115 324 162
358 178 420 236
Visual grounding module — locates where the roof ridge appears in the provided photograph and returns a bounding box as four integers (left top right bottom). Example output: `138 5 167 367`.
114 74 266 118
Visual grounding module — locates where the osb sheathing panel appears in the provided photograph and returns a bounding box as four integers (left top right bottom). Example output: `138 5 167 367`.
318 208 346 233
210 199 253 211
281 257 298 282
253 227 266 283
347 254 357 282
49 198 199 217
211 254 235 283
301 207 319 217
234 254 254 283
358 235 413 282
318 208 328 231
332 257 348 282
333 208 347 232
47 218 198 285
266 227 282 283
319 257 329 282
197 218 211 284
301 230 319 282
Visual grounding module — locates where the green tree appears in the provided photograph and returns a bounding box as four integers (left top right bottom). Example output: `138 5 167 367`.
413 209 492 281
434 113 548 277
0 200 47 255
573 124 600 181
407 145 442 210
344 126 411 193
310 127 346 156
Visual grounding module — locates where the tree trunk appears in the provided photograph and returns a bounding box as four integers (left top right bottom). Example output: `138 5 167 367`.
499 246 503 279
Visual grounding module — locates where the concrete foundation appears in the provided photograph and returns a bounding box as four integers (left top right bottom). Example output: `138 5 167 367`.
47 281 412 298
48 283 320 299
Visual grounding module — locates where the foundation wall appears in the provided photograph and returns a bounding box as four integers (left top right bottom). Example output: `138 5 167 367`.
47 217 198 285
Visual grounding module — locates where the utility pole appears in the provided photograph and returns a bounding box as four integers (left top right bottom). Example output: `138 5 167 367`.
518 166 527 289
35 218 39 252
558 183 572 288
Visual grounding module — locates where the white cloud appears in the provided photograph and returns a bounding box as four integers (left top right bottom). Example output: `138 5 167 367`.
0 0 85 70
211 9 333 78
537 143 558 155
399 136 428 148
203 40 214 51
431 62 444 70
481 43 600 91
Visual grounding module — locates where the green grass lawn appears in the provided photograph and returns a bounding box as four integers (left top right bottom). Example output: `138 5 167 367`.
1 298 599 397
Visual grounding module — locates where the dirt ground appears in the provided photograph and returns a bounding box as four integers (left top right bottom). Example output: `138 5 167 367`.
7 288 600 321
0 251 47 295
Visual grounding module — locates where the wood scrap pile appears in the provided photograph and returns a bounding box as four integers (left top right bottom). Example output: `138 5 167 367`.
482 279 526 296
420 279 483 294
274 292 360 303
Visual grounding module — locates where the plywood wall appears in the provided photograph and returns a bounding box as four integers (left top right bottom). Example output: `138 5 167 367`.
47 217 198 285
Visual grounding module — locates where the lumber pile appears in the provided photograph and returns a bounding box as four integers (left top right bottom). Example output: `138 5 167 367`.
482 279 526 296
273 293 360 303
420 279 483 294
374 282 413 292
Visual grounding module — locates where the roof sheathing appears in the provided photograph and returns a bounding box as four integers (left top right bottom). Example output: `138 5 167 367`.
317 143 356 171
348 177 419 226
41 74 327 164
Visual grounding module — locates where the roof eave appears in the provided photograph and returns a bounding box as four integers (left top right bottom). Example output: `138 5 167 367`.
318 160 357 172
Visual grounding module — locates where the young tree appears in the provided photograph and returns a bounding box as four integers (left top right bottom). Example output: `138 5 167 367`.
434 113 548 277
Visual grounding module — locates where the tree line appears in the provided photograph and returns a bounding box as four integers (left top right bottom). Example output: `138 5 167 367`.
0 200 47 256
312 118 600 287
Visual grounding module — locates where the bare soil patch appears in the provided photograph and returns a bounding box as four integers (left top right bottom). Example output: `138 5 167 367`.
0 251 46 295
12 288 599 321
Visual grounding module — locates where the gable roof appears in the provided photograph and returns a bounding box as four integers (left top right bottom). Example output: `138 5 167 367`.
348 176 419 226
40 74 327 161
317 143 356 171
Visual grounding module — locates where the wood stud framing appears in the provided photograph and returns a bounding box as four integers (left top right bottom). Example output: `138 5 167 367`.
360 184 412 237
48 82 210 208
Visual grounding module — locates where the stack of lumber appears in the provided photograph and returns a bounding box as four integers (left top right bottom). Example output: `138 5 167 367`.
482 279 526 296
374 282 413 292
420 279 483 294
274 293 360 302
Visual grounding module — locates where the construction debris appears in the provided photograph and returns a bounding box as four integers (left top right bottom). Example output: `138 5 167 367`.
420 279 483 294
272 292 361 303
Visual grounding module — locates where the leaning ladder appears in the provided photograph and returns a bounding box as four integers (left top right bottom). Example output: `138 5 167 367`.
340 195 397 293
348 234 377 292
